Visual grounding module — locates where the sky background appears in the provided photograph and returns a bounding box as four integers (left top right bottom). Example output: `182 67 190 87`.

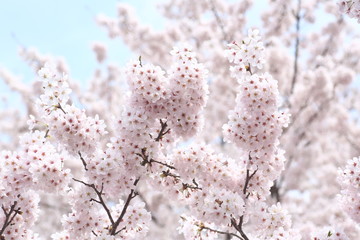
0 0 165 82
0 0 265 110
1 0 357 112
0 0 167 111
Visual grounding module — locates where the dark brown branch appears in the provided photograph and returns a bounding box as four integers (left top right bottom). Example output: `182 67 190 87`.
137 148 175 170
245 64 253 75
270 180 281 202
138 55 143 67
56 103 67 114
243 168 257 197
78 151 88 171
161 170 201 192
200 225 243 240
73 178 114 225
161 169 181 179
289 0 302 95
0 201 21 238
73 178 140 236
155 119 170 142
151 158 175 169
110 178 140 235
231 216 249 240
182 182 202 191
230 155 257 240
114 226 126 235
44 129 50 138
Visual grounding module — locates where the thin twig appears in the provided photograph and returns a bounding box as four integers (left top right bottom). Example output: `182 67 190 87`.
161 170 181 179
56 103 67 114
138 55 143 67
44 129 50 138
73 178 114 225
78 151 88 171
201 225 243 240
289 0 302 96
231 216 249 240
0 201 21 237
161 170 201 192
270 180 281 202
73 178 140 236
243 168 257 196
230 154 257 240
110 178 140 235
137 148 175 170
155 119 170 142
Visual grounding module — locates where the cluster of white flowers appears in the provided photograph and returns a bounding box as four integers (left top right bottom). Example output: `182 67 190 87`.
223 72 289 161
178 215 219 240
338 157 360 223
61 186 105 239
167 145 245 226
167 45 209 138
223 29 289 187
251 202 301 240
115 45 208 177
338 0 360 22
60 187 151 240
110 199 151 239
225 29 265 78
34 63 107 156
125 61 168 104
0 130 71 239
50 45 209 240
311 227 350 240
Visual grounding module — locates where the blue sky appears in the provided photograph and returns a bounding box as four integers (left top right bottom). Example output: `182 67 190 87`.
1 0 357 111
0 0 164 82
0 0 165 112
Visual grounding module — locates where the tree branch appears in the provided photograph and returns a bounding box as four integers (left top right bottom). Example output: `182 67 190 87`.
230 154 257 240
110 178 140 235
231 216 249 240
78 151 88 171
56 103 67 114
200 224 244 240
155 119 170 142
0 201 21 238
289 0 302 96
137 148 175 170
73 178 114 225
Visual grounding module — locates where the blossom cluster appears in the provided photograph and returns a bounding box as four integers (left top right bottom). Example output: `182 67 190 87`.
225 29 265 78
150 31 296 239
34 64 107 156
0 130 71 239
2 0 360 239
169 145 245 225
223 29 289 175
250 202 301 240
113 44 208 177
311 227 350 240
48 45 209 239
338 0 360 22
338 157 360 223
